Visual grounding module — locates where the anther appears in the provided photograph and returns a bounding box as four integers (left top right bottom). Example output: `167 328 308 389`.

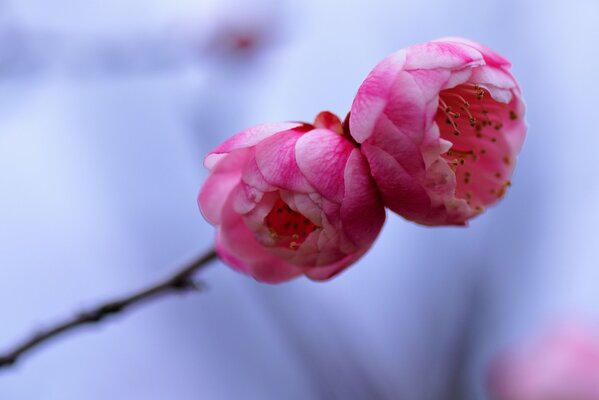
473 85 485 100
438 99 460 131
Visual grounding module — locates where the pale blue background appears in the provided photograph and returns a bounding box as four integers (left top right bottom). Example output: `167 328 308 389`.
1 0 598 399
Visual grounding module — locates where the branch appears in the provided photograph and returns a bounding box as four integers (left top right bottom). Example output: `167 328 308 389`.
0 248 218 369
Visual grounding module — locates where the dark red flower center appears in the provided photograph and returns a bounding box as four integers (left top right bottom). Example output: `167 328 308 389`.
435 83 518 210
264 198 318 250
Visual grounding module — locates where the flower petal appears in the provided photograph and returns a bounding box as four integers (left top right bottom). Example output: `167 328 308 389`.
198 171 241 225
198 149 251 224
254 129 314 192
439 37 511 67
404 41 484 71
205 122 302 169
241 152 276 192
366 112 426 176
295 129 354 203
305 252 362 281
341 149 386 247
361 143 431 221
349 50 407 143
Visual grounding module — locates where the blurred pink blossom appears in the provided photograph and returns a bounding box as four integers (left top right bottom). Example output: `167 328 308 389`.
198 112 385 283
488 325 599 400
350 38 526 226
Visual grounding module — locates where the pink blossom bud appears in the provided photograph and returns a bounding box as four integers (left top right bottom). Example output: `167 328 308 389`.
350 38 527 226
488 326 599 400
198 112 385 283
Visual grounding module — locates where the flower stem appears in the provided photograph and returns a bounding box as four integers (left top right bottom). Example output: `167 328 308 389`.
0 248 218 369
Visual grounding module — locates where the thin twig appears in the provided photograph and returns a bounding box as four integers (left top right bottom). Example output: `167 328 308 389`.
0 248 218 369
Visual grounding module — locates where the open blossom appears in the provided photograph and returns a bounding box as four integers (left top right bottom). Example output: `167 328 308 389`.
198 112 385 283
488 325 599 400
350 38 526 225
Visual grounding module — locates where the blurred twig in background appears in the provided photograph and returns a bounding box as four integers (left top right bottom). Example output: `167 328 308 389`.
0 1 283 80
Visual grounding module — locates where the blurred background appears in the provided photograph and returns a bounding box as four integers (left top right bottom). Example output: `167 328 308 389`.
1 0 598 399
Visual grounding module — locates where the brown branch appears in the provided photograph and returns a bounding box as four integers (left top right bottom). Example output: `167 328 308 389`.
0 248 218 369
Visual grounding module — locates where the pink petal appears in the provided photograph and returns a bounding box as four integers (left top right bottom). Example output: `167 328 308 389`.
349 50 407 143
340 149 386 248
439 37 512 67
248 260 306 284
198 171 241 225
295 129 354 203
470 66 518 92
241 153 276 192
231 181 264 215
404 41 484 71
216 227 304 283
305 252 362 281
205 122 302 169
240 190 278 238
352 69 450 147
198 149 251 224
361 143 431 221
422 159 472 226
502 94 527 153
366 112 426 176
406 68 453 103
254 129 314 193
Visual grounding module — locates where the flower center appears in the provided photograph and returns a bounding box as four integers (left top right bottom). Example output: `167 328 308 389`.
435 84 518 210
264 198 318 250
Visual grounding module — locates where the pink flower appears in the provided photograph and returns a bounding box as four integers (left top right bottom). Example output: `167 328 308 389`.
349 38 527 225
198 112 385 283
488 325 599 400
